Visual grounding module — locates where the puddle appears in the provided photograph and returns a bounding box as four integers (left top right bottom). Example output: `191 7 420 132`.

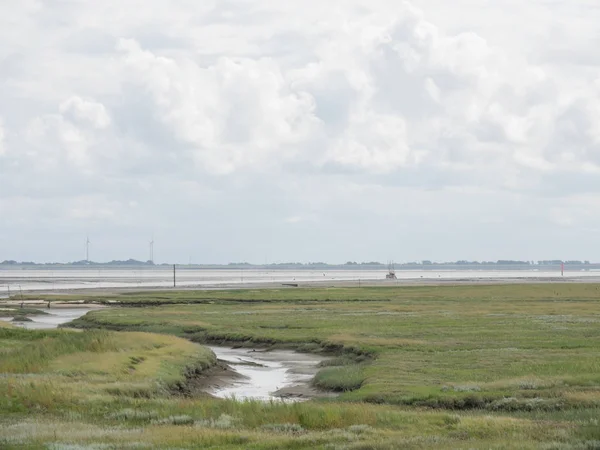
208 346 331 401
7 308 99 330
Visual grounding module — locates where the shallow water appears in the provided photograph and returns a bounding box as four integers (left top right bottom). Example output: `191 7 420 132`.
208 346 328 401
8 308 96 329
0 268 385 292
1 267 593 293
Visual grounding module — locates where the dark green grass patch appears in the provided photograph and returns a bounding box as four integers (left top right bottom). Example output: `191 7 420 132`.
313 365 367 392
0 307 48 318
18 283 600 306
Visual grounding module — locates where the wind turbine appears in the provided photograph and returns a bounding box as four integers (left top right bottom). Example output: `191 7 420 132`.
86 236 91 263
149 235 154 264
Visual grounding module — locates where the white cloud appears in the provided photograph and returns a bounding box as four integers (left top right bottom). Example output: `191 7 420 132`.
0 118 5 156
59 97 111 129
1 0 600 262
326 112 411 172
25 115 92 168
117 38 320 175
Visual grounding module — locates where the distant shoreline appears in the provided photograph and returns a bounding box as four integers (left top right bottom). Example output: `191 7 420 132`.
3 276 600 299
2 265 600 297
1 262 599 271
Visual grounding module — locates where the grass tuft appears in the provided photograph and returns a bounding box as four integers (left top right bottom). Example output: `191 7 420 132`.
152 415 195 426
313 365 366 392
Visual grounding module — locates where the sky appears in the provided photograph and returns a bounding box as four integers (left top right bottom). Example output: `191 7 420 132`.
1 0 600 264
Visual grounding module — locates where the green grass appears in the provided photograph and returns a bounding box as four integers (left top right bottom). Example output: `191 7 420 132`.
0 307 48 318
1 328 120 373
65 285 600 410
313 365 367 392
14 283 600 306
3 284 600 448
0 327 216 415
17 283 600 305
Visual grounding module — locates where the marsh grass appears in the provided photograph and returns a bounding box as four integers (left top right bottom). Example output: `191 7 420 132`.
0 396 584 449
19 283 600 306
0 328 120 373
65 285 600 412
0 327 216 417
11 315 33 322
3 284 600 448
0 307 48 318
313 365 366 392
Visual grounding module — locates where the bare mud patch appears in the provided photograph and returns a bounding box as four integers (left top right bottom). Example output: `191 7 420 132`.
207 346 336 401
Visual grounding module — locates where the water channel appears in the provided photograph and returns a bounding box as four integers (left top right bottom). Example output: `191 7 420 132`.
3 307 328 401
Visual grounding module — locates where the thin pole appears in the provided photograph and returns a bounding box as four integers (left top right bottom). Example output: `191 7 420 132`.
86 236 91 263
173 264 176 288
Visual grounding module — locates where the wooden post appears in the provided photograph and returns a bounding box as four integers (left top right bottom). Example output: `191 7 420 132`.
173 265 176 288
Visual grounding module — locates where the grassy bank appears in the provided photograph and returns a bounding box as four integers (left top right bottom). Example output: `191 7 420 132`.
0 327 216 412
15 283 600 306
0 306 48 321
3 284 600 448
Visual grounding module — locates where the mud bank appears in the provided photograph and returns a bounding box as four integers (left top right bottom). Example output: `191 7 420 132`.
207 346 335 401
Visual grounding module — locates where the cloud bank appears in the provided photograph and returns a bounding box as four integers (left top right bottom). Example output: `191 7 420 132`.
1 0 599 262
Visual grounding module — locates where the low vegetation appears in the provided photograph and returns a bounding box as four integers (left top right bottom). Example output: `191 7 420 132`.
17 282 600 305
0 306 48 321
0 327 216 409
2 284 600 448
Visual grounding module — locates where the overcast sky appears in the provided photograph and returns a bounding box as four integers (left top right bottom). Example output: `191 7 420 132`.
1 1 600 264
